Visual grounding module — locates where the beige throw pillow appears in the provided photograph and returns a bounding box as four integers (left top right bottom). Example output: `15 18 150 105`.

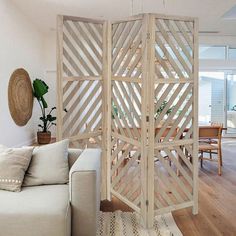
0 147 34 192
23 139 69 186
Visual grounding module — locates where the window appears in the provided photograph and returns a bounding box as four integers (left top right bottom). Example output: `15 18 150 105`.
199 46 226 60
228 47 236 60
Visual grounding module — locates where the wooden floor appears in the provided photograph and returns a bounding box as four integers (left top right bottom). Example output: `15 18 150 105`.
101 138 236 236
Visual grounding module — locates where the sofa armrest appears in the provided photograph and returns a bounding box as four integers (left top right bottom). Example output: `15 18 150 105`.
69 148 101 236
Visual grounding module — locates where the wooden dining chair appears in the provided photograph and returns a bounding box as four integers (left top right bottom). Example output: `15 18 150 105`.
199 123 223 160
154 127 181 174
199 126 223 175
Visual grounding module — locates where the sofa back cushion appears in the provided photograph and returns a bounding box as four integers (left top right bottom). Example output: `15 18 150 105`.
0 146 33 192
23 139 69 186
68 148 82 169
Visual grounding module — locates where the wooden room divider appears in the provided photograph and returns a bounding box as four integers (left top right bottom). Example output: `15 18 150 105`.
57 13 198 228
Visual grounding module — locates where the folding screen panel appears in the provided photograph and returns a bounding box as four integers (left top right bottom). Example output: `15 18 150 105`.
57 13 198 228
57 16 108 198
57 16 105 149
109 15 144 215
151 15 199 219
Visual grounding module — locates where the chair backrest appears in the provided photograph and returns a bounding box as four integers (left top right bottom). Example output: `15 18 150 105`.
155 126 178 140
199 126 221 139
211 122 223 128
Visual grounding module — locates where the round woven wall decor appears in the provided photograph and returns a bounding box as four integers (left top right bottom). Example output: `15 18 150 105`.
8 68 33 126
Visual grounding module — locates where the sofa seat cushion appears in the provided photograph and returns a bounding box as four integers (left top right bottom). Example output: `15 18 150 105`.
0 185 71 236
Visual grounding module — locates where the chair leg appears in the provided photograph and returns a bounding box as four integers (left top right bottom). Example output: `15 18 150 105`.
210 150 212 159
218 152 222 176
177 155 180 176
219 148 223 166
200 151 203 167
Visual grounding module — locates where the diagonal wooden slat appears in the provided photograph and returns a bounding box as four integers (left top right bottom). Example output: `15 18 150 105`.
155 167 185 204
112 149 140 188
63 81 81 108
126 49 142 77
174 110 193 140
112 22 127 48
111 141 126 163
71 93 102 135
78 22 102 51
118 81 141 126
63 82 101 135
161 90 193 141
111 94 135 139
164 99 193 142
164 148 193 186
156 20 192 77
73 21 102 63
174 21 193 49
63 33 94 75
84 103 102 132
156 151 192 200
119 164 141 196
64 21 101 75
126 83 141 113
63 47 84 75
155 84 184 134
117 34 142 77
63 62 74 77
165 19 193 64
84 22 102 48
154 180 174 206
113 21 136 61
63 81 73 95
113 21 142 74
63 80 93 123
155 34 184 78
175 146 193 172
112 81 141 139
155 50 173 78
111 144 134 176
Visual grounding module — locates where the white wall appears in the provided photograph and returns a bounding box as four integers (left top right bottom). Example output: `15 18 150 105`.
42 31 57 136
0 0 44 147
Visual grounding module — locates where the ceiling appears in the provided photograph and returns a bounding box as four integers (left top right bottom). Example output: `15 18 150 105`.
10 0 236 36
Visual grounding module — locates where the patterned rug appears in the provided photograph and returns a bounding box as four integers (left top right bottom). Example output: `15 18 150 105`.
97 211 182 236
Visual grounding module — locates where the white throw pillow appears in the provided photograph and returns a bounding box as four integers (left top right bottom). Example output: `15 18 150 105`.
23 139 69 186
0 147 34 192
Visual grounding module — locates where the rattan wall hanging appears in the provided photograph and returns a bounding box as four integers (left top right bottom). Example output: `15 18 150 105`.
8 68 33 126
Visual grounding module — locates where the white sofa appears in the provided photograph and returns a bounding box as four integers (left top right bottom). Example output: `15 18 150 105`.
0 148 101 236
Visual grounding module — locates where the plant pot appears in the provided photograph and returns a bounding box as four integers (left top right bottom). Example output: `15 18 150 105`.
37 131 51 144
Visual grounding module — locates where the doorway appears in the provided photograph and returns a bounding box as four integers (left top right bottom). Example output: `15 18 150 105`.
199 71 236 136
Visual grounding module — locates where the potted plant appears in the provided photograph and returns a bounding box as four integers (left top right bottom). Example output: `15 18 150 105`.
154 100 174 126
33 79 56 144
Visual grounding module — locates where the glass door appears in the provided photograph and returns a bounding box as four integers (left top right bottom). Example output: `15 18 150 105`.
226 72 236 136
199 72 225 125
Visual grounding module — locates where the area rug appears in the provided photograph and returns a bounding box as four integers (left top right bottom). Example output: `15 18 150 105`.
97 211 182 236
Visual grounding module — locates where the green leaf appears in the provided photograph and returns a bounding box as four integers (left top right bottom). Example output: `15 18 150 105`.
41 97 48 109
49 117 56 122
33 79 49 98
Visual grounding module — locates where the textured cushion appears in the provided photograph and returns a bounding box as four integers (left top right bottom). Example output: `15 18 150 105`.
0 185 71 236
23 139 69 186
0 147 33 192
